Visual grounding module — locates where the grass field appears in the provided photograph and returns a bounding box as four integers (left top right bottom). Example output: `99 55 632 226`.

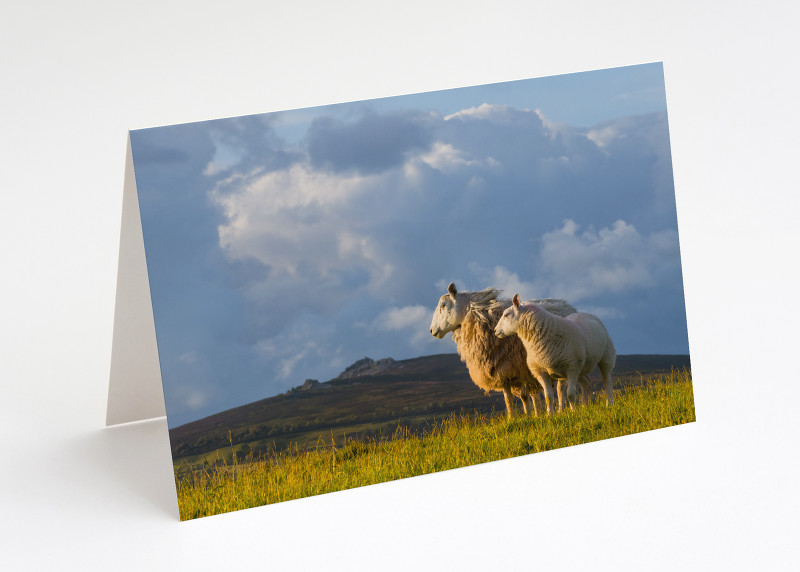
175 370 695 520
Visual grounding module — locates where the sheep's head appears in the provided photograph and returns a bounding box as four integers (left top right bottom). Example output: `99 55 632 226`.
430 282 471 338
494 293 522 338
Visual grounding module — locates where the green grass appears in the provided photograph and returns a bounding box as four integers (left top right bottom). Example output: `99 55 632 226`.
175 370 695 520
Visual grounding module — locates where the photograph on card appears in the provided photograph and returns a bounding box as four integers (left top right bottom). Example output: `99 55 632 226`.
130 62 694 520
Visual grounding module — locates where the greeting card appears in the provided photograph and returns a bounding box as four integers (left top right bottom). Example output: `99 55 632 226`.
108 62 694 520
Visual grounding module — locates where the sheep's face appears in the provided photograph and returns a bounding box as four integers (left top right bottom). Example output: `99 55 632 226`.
430 282 470 338
495 293 522 338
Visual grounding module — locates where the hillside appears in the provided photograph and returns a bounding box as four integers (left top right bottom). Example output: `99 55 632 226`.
175 373 695 519
169 353 690 464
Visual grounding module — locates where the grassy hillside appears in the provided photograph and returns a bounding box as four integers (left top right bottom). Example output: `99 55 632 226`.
169 353 691 466
175 370 695 520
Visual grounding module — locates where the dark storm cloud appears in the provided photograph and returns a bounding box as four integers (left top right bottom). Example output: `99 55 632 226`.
205 113 304 175
307 111 435 173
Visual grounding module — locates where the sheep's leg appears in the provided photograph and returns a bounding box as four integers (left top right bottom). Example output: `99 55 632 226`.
535 372 556 415
512 385 535 415
530 389 540 416
519 385 532 416
556 379 567 412
579 375 591 406
566 373 580 410
502 384 514 419
599 363 614 406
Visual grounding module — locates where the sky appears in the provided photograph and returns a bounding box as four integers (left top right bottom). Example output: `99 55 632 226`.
130 62 688 428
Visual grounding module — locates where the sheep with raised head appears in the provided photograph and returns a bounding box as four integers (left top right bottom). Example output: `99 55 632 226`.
429 282 577 418
494 294 616 414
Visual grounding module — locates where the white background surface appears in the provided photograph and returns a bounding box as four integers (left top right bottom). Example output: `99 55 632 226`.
1 1 798 570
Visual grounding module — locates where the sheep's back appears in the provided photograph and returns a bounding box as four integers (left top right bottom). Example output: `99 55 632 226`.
566 312 616 370
525 298 577 318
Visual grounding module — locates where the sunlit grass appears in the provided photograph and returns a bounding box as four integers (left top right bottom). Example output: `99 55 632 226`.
176 370 695 520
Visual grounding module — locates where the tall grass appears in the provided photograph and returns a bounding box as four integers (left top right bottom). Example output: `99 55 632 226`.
176 370 695 520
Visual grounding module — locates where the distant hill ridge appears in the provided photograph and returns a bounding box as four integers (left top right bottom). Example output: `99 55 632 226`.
168 353 690 463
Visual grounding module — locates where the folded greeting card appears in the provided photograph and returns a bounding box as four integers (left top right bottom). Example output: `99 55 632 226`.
108 62 695 520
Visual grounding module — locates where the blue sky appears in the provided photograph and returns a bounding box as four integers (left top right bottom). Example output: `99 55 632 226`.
131 62 687 428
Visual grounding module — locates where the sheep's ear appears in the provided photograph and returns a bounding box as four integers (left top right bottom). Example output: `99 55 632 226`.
512 293 520 308
448 282 458 300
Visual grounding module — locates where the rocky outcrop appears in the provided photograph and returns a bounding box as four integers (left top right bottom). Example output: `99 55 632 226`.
299 378 319 390
285 378 320 395
336 357 395 379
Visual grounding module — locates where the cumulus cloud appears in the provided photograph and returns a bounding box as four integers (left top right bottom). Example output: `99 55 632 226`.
441 104 550 163
374 304 430 331
536 218 681 301
371 304 440 348
210 162 394 297
417 142 493 173
585 124 619 148
467 263 538 300
465 218 680 311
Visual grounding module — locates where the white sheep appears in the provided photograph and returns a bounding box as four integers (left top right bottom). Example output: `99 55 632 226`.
494 294 616 414
429 282 577 418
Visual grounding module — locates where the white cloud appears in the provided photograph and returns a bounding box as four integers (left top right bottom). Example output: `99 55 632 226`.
202 161 227 176
419 142 480 172
467 219 681 306
404 141 499 178
534 109 572 140
375 304 429 331
586 125 619 148
444 103 513 122
211 162 395 297
537 219 680 301
467 262 538 300
372 304 438 348
213 162 372 225
337 231 395 289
